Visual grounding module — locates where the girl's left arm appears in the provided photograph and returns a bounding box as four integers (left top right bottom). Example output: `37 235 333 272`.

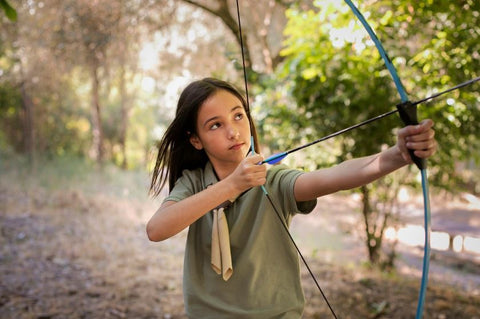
294 119 437 202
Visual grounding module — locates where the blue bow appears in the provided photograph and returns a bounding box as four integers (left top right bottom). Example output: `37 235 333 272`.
343 1 431 318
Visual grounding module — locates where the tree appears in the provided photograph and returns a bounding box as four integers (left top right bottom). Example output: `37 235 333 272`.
394 0 480 191
0 0 75 165
66 1 123 162
180 0 291 79
0 0 238 167
270 1 480 265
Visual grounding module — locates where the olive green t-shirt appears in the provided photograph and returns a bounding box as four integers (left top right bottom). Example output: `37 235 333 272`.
164 162 317 319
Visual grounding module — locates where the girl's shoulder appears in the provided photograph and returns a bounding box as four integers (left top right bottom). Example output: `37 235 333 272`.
174 162 217 191
267 163 303 176
266 164 306 186
164 164 212 203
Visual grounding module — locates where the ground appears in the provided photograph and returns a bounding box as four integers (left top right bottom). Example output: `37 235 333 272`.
1 163 479 319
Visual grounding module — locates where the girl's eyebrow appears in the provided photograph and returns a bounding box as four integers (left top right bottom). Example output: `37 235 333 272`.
202 105 243 128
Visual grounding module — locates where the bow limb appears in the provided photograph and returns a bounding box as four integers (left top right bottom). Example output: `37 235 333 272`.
343 1 431 318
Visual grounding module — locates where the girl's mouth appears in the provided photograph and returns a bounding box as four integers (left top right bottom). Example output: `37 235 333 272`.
229 143 244 150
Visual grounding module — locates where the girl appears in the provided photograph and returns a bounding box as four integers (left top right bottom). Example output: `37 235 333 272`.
147 78 437 318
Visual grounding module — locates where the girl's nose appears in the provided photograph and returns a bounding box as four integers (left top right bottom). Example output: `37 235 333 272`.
227 126 240 139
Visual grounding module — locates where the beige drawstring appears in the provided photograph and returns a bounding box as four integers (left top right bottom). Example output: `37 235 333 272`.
211 207 233 281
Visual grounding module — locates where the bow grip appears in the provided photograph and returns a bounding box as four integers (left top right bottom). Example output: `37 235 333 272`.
396 101 427 170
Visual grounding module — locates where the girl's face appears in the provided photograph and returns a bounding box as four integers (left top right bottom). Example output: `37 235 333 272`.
189 90 251 173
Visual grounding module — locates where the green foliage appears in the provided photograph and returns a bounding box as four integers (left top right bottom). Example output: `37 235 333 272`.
39 87 92 157
0 82 22 151
102 83 161 169
400 0 480 190
255 0 480 265
259 2 400 170
0 0 16 21
260 0 480 192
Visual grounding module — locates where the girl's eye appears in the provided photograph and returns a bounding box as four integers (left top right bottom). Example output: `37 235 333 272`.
235 113 244 120
210 123 219 130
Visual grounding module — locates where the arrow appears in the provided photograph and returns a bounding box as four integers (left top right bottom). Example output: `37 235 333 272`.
262 76 480 165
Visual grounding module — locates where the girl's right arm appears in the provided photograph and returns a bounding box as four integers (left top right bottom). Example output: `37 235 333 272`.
146 180 238 242
146 154 266 242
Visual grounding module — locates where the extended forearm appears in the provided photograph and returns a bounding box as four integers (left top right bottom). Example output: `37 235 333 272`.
336 145 407 188
294 146 407 201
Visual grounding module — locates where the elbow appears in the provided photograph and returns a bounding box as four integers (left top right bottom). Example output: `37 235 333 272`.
146 220 165 242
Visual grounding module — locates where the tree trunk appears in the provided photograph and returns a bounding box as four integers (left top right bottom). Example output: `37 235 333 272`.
20 81 35 167
361 182 400 267
361 185 380 264
90 63 104 163
117 0 129 170
119 64 128 169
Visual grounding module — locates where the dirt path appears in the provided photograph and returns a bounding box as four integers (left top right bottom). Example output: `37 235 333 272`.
1 184 479 318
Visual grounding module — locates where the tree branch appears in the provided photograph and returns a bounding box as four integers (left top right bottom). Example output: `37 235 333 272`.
180 0 255 76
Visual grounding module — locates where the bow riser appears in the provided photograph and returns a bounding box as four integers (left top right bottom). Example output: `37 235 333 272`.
396 101 427 170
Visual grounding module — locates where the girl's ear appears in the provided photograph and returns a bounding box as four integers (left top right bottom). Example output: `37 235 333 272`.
189 133 203 150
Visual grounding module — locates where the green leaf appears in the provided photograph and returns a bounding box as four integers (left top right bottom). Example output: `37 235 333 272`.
0 0 17 22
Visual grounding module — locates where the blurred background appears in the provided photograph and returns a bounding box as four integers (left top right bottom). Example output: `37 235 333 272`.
1 0 479 318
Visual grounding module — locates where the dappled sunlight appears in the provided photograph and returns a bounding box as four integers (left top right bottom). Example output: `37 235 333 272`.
464 236 480 254
140 76 156 92
396 225 424 247
453 235 464 253
139 43 160 71
385 225 480 255
431 231 450 251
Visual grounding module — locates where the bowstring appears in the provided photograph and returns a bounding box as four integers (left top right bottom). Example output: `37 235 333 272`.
235 1 338 318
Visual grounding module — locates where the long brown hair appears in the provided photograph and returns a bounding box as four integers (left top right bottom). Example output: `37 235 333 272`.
149 78 260 196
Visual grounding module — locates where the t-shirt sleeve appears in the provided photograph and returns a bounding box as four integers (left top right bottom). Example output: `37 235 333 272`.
163 169 199 203
266 165 317 217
